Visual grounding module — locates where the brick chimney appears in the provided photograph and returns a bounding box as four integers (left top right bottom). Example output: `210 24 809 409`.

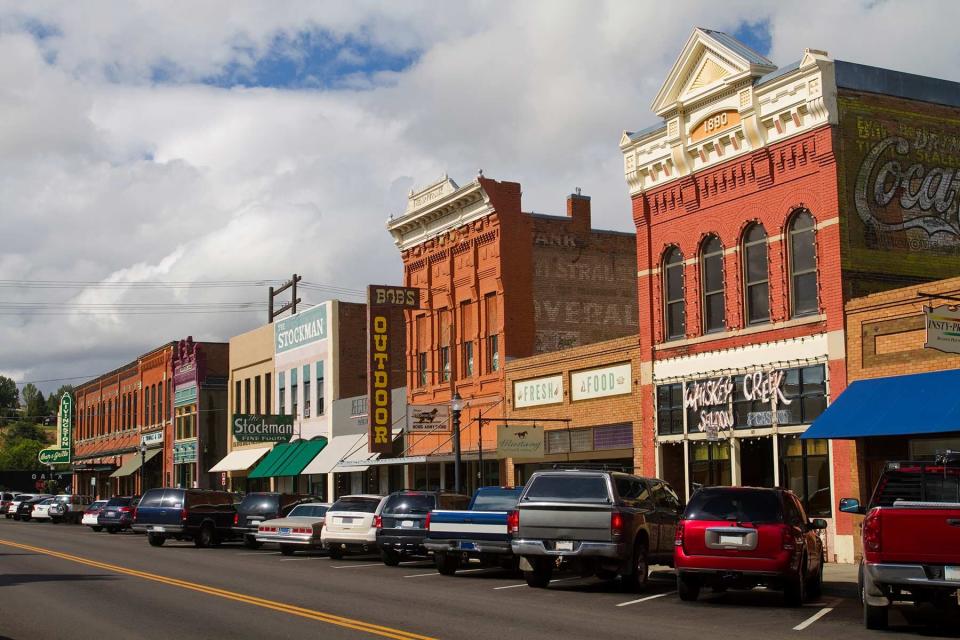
566 188 591 231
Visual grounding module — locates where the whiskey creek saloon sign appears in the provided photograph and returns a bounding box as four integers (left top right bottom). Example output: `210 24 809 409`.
683 370 790 439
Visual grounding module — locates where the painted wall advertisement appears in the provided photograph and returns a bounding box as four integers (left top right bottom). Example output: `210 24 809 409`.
925 304 960 354
513 375 563 408
232 414 295 443
275 303 328 354
571 363 631 401
840 95 960 279
38 392 72 465
496 424 545 457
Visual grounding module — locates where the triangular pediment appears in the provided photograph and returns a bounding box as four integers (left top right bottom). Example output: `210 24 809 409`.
651 28 777 117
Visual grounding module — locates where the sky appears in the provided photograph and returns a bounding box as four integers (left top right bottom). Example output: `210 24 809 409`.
2 0 960 396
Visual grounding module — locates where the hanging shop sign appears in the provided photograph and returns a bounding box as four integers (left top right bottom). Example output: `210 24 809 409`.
407 404 450 432
571 363 631 401
173 439 198 465
368 284 421 454
232 414 295 443
38 392 72 465
513 375 563 408
275 304 328 354
925 304 960 354
497 424 545 457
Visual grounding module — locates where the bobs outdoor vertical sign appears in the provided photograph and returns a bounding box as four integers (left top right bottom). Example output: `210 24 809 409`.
368 285 420 454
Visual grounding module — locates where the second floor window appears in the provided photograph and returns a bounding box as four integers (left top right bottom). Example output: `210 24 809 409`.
440 346 451 382
418 352 428 387
278 371 285 416
303 364 311 418
701 235 725 333
743 223 770 324
291 368 299 418
463 341 474 377
789 210 818 317
663 247 685 340
316 361 324 416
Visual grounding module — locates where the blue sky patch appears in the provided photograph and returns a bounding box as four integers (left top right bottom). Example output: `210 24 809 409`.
732 19 772 58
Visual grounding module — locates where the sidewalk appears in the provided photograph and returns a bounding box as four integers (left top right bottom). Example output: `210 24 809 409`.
824 562 859 598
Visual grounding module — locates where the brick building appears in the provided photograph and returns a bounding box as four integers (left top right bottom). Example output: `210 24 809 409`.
386 176 637 490
503 335 641 484
621 28 960 562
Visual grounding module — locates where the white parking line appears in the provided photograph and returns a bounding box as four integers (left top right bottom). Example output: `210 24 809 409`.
793 605 835 631
279 557 323 562
616 591 675 607
236 552 281 556
493 577 580 590
332 563 382 569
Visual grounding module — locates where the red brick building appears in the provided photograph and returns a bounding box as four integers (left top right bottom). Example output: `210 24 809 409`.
386 176 637 491
621 28 960 562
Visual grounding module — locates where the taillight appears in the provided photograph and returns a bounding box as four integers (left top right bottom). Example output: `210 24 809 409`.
674 521 685 547
233 513 239 526
863 509 881 554
133 507 138 520
507 510 519 535
781 526 796 551
118 507 131 513
611 512 624 537
425 512 432 529
374 515 382 530
181 508 188 522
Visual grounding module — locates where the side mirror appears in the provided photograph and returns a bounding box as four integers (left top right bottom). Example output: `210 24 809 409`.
809 518 828 530
839 498 865 515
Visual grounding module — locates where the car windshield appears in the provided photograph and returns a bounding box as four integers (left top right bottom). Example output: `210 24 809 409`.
289 505 328 518
522 475 611 503
106 498 131 507
330 498 379 513
239 494 280 514
471 490 522 511
383 494 435 515
684 490 783 523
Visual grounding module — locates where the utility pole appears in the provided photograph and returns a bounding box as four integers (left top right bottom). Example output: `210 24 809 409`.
268 274 302 323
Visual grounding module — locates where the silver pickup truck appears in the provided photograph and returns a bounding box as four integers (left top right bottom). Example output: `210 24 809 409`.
511 469 682 590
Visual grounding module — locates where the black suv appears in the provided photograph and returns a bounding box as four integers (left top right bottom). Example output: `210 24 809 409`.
133 488 238 548
233 492 314 548
376 491 470 566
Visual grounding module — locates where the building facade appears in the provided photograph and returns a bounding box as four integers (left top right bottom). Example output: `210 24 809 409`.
621 28 960 562
386 176 637 488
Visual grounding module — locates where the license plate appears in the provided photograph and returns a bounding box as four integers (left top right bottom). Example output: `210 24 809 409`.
150 526 166 533
720 535 742 545
555 541 574 551
945 566 960 581
460 541 476 551
340 517 354 524
401 520 415 528
280 527 291 535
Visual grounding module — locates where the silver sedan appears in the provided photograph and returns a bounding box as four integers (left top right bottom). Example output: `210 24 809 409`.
255 503 331 556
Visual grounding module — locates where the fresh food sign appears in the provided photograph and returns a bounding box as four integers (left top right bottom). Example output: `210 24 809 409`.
925 304 960 354
571 363 631 401
497 424 544 457
513 375 562 408
233 414 295 443
275 304 327 354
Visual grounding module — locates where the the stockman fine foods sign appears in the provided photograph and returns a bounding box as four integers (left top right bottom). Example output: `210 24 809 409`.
38 393 72 465
232 414 295 443
275 304 327 354
925 304 960 354
497 424 544 458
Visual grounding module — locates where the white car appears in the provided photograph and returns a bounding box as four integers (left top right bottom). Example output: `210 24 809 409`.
7 494 49 520
47 494 93 524
31 497 58 520
82 500 108 530
255 502 331 556
320 495 385 560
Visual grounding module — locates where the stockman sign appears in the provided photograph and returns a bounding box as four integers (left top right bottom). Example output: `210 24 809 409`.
571 363 631 402
497 424 544 458
368 285 420 454
232 414 295 443
275 304 327 354
408 404 450 432
925 304 960 354
513 375 563 409
38 392 72 465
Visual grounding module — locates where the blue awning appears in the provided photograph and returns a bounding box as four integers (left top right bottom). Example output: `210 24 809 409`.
802 369 960 439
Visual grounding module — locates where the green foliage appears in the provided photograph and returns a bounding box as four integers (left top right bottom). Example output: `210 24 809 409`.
20 383 38 409
3 421 47 444
0 376 17 414
46 385 74 416
0 438 45 470
25 389 48 423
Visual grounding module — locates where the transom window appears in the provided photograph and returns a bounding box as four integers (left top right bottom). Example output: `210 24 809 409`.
663 247 685 340
788 210 818 317
743 223 770 325
701 235 725 333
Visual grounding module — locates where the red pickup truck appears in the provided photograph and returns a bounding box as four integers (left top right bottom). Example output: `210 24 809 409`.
840 452 960 630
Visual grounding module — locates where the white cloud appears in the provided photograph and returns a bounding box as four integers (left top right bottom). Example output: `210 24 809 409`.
1 0 959 390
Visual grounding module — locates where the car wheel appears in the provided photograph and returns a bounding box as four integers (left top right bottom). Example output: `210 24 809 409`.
243 537 262 550
435 552 460 576
807 553 824 599
92 526 103 532
784 566 806 607
381 549 401 566
195 524 215 548
280 545 295 556
863 587 889 630
622 539 649 592
524 558 553 588
12 514 19 521
107 527 118 534
328 546 344 560
677 573 701 602
148 533 166 547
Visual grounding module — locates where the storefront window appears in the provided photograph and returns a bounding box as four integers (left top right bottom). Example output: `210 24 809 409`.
316 362 324 416
656 383 684 435
278 371 285 415
689 441 731 492
779 365 827 426
733 374 770 429
780 435 831 517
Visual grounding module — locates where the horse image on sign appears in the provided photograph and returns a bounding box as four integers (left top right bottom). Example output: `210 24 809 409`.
497 424 544 457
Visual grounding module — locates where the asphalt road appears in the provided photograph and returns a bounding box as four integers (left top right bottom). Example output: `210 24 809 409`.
0 519 957 640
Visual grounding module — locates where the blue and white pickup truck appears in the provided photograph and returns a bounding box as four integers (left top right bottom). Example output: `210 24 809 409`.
424 486 524 575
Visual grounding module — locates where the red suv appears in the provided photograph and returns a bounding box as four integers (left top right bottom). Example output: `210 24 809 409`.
674 486 826 606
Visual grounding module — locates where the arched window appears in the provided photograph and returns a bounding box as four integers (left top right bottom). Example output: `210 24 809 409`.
788 210 818 317
663 247 685 340
701 235 725 333
743 223 770 324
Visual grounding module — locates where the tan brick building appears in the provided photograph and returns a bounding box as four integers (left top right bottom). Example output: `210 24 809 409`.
503 335 641 486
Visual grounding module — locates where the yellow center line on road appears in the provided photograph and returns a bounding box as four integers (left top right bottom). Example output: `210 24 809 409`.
0 539 435 640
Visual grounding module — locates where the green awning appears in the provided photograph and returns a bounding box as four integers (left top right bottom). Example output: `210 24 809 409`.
109 448 162 478
247 438 327 479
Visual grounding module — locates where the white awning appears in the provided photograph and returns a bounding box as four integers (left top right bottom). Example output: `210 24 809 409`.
208 447 272 473
301 434 368 475
332 436 381 473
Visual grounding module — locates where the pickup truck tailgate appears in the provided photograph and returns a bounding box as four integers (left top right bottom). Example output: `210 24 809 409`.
879 504 960 564
518 503 613 542
428 510 508 540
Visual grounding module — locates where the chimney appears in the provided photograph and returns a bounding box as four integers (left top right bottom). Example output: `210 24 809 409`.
566 187 591 231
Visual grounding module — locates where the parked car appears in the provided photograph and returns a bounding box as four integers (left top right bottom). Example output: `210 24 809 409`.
674 486 825 606
8 494 49 520
840 453 960 630
376 491 471 566
98 496 140 533
233 492 313 549
132 488 238 548
30 497 59 521
320 494 385 559
511 470 682 590
255 502 331 555
0 492 18 516
48 494 93 524
82 500 109 531
424 486 524 575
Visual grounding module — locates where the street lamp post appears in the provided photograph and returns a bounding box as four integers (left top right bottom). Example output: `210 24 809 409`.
451 392 464 494
477 418 484 488
139 442 147 493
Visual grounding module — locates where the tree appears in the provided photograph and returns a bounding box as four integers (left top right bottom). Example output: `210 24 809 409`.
26 389 47 423
3 420 47 445
0 376 17 415
20 383 38 412
0 438 45 470
46 385 74 416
